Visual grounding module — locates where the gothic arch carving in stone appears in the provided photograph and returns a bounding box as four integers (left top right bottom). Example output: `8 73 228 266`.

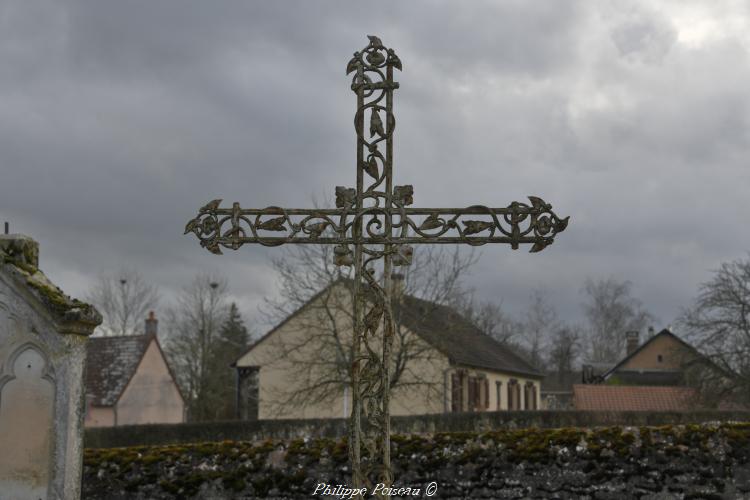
0 342 56 500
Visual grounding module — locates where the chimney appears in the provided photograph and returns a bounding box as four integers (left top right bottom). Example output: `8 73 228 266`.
145 311 158 336
390 272 405 298
625 330 640 356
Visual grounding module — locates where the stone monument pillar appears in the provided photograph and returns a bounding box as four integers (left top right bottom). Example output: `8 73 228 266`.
0 234 101 500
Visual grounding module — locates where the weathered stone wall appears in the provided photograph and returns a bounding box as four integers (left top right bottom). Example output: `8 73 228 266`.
85 410 750 449
82 423 750 499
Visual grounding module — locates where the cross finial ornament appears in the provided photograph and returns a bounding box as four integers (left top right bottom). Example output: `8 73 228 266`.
185 36 569 498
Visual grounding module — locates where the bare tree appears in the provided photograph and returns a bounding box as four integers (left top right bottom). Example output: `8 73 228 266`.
678 255 750 406
163 273 229 421
260 244 478 416
451 293 521 347
547 325 581 375
521 289 559 369
582 277 654 363
86 267 160 336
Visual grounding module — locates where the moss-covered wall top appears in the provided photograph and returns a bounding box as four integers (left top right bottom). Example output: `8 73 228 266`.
0 234 101 335
82 422 750 499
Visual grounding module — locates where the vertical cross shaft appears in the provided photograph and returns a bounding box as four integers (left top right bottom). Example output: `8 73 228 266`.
348 34 401 492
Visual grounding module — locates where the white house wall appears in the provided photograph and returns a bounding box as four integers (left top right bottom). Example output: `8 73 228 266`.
115 340 184 425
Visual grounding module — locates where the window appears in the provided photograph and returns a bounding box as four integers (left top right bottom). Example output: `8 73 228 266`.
451 372 463 412
657 354 663 363
495 381 502 410
507 379 521 410
460 375 490 412
524 382 538 410
468 376 477 410
482 377 490 410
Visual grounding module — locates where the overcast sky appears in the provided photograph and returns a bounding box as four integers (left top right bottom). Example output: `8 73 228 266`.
2 1 749 337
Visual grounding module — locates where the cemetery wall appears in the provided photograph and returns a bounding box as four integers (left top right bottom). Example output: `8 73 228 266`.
82 422 750 499
84 409 750 449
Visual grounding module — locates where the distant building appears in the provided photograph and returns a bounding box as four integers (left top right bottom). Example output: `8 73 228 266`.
233 278 543 420
571 328 740 411
84 312 185 427
601 328 710 386
541 371 581 410
542 363 615 409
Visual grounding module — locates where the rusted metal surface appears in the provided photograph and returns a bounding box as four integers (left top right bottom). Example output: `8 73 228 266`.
185 35 570 498
184 201 569 250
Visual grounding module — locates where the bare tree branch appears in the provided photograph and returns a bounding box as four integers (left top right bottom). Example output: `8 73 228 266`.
162 273 230 421
258 244 478 416
581 277 655 363
86 267 160 337
678 255 750 406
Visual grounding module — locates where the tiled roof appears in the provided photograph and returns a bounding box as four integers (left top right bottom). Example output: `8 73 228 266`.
394 294 542 378
85 334 153 407
573 384 697 411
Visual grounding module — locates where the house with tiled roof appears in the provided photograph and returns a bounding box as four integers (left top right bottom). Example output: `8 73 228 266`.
84 312 184 427
572 328 739 411
600 328 705 386
233 277 542 420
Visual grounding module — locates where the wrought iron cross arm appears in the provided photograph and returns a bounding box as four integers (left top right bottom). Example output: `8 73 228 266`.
396 195 569 251
184 200 349 254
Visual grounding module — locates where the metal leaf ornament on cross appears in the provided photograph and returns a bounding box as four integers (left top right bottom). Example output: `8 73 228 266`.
419 213 443 231
366 50 385 66
370 109 385 137
536 216 552 236
364 301 385 337
204 241 222 255
200 199 222 213
305 222 329 238
530 239 552 253
528 196 551 211
364 156 379 179
463 220 494 235
346 54 359 75
257 216 287 231
386 49 402 71
183 218 199 236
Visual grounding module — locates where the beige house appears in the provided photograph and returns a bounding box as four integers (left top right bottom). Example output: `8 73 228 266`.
603 328 713 386
84 313 184 427
234 280 542 420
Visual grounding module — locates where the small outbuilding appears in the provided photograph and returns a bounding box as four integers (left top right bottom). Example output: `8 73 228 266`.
84 313 185 427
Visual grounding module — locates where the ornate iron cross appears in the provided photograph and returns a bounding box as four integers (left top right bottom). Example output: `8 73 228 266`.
185 36 569 495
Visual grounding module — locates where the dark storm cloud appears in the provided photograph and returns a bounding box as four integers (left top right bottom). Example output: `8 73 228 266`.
1 0 749 337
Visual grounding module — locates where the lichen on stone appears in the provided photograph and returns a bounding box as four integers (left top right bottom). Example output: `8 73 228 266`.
1 238 102 331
